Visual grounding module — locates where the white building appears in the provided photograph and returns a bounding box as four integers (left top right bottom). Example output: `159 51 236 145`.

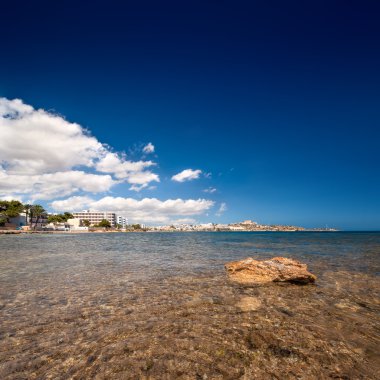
66 218 89 231
117 215 128 228
72 210 116 227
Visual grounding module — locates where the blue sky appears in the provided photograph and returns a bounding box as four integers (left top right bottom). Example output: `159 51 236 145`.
0 1 379 229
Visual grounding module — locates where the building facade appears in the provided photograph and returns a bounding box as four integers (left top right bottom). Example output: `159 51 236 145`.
10 213 48 229
117 215 128 228
72 211 117 227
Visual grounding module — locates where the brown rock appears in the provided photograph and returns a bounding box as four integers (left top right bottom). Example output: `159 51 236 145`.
225 257 316 285
236 296 262 312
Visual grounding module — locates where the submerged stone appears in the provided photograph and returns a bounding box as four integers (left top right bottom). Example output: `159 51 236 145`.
225 257 316 285
236 296 262 312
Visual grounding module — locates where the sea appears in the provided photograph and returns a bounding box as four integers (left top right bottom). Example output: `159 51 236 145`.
0 232 379 379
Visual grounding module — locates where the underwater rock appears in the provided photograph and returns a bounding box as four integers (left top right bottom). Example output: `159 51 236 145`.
236 296 262 311
225 257 316 285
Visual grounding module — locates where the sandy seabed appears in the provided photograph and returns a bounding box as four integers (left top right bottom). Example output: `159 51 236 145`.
1 269 379 379
1 232 380 379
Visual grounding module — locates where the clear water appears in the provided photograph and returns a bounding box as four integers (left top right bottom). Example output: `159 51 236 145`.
0 232 379 379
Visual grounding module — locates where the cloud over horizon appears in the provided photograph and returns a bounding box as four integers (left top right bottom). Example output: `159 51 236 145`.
0 97 219 223
51 196 214 224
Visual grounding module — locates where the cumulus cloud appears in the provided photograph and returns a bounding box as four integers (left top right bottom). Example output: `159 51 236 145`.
0 98 104 175
95 153 156 179
125 171 159 186
95 153 159 189
172 169 202 182
0 97 159 200
203 187 217 193
0 169 116 201
142 142 155 154
216 202 227 216
0 97 221 222
51 196 214 224
48 195 93 211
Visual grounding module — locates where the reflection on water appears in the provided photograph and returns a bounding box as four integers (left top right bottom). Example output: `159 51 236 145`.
0 232 379 379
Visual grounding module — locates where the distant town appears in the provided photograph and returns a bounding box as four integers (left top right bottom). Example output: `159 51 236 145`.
150 220 337 232
0 200 337 233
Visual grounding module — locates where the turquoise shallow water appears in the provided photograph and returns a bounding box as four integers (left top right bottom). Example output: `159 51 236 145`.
0 232 379 379
1 231 379 280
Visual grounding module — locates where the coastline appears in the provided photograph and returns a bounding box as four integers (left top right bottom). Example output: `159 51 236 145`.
0 229 342 235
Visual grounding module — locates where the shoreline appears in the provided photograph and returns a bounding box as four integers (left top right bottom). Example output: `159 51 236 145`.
2 229 370 235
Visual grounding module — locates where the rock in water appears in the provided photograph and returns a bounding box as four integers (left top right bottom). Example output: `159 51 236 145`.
236 296 262 311
225 257 316 285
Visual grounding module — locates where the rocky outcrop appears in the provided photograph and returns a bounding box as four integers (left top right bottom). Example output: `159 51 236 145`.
225 257 316 285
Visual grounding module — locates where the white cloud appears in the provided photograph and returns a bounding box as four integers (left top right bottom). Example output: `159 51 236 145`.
0 98 104 175
173 218 197 225
129 184 150 192
0 98 220 222
51 196 214 224
124 171 159 185
216 202 227 216
0 169 116 201
95 152 158 190
48 196 93 211
203 187 217 193
143 142 155 154
95 152 156 179
0 195 24 202
0 97 159 199
172 169 202 182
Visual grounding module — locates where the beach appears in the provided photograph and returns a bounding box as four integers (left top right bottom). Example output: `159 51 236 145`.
0 232 379 379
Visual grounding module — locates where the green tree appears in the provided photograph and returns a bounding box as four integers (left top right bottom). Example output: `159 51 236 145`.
0 200 24 224
47 212 74 224
115 223 122 229
63 212 74 221
0 217 6 226
82 219 91 227
131 224 141 230
48 214 64 224
96 219 111 228
0 201 9 225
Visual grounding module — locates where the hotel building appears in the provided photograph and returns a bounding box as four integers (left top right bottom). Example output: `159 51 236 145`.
117 215 128 228
72 211 117 227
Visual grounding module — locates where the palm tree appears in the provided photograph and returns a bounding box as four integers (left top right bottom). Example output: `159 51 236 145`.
23 204 32 226
31 205 46 230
